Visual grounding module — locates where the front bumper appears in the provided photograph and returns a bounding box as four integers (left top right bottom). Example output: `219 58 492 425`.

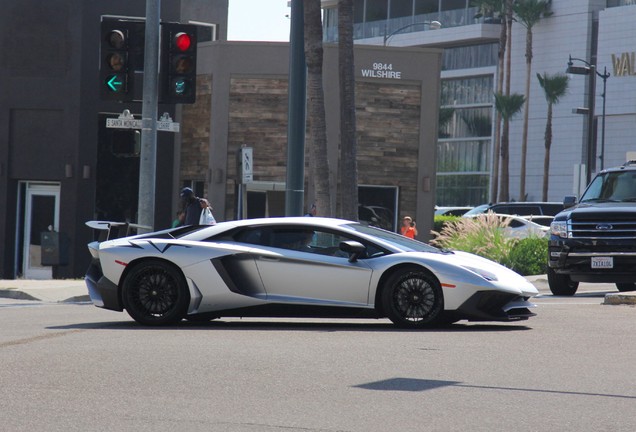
455 291 536 322
549 240 636 283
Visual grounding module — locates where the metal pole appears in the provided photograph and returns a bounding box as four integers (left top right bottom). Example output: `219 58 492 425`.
600 67 608 171
137 0 160 232
285 0 306 216
586 65 597 183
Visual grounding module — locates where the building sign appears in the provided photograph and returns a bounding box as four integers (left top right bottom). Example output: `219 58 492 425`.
611 52 636 77
360 62 402 80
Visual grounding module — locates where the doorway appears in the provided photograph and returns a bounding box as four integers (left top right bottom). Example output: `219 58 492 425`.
18 182 60 279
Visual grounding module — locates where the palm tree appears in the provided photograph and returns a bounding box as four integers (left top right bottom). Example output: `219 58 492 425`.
514 0 552 200
303 0 332 216
338 0 358 220
495 92 525 201
537 72 568 201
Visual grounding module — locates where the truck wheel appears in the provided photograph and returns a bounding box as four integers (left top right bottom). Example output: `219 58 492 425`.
616 283 636 292
547 267 579 296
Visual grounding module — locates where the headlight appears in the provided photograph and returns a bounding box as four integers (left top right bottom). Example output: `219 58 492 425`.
462 266 498 282
550 221 568 238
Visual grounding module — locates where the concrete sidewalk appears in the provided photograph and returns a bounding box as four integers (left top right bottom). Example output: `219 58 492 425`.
0 279 89 303
0 275 635 305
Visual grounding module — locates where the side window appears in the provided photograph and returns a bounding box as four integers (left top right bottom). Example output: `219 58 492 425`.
507 219 524 228
269 227 386 259
272 229 316 251
234 228 271 246
234 225 388 259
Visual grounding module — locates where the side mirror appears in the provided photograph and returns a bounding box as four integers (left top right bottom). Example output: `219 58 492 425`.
339 240 366 263
563 195 577 209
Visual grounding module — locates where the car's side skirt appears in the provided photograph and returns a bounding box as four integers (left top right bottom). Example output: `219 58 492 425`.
189 303 382 320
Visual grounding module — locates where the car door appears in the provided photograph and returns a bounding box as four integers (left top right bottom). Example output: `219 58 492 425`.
250 226 374 306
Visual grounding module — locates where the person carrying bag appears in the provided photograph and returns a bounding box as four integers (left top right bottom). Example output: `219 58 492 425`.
199 198 217 225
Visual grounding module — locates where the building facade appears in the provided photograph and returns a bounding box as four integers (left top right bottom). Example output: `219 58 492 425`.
323 0 636 205
181 42 442 240
0 1 442 279
0 0 227 279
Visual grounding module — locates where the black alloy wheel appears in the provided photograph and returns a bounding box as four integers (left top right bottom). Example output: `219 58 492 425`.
122 260 189 326
382 267 443 328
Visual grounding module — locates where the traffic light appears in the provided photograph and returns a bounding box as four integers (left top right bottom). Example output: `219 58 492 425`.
160 23 197 104
100 19 145 101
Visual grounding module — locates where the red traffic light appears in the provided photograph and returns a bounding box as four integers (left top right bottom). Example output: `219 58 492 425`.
174 32 192 51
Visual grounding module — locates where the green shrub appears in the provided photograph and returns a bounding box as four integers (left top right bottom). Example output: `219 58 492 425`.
430 213 516 264
430 213 548 275
433 215 462 232
505 237 548 276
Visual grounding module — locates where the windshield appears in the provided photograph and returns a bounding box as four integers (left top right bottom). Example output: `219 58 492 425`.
581 171 636 202
344 223 441 253
463 204 490 216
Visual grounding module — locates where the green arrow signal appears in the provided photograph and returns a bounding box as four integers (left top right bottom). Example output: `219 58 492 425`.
106 74 124 92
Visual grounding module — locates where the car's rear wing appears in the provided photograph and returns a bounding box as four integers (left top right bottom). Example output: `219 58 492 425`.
85 221 153 242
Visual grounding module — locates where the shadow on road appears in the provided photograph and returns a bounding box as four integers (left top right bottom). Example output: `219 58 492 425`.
48 319 532 333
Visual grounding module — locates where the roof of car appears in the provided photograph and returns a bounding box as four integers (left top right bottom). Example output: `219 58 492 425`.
603 160 636 172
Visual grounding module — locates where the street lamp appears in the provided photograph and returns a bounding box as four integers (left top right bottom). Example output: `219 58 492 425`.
383 21 442 46
566 54 611 173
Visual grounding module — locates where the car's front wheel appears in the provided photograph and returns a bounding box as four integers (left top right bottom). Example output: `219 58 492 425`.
381 267 443 328
547 267 579 296
122 260 189 326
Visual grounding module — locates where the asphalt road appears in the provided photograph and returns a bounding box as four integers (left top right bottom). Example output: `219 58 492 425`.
1 290 635 432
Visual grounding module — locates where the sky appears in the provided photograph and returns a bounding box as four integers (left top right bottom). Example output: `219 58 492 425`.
227 0 291 42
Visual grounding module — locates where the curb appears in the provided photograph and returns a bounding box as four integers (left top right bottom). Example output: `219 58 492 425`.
603 293 636 306
0 289 39 302
0 289 90 303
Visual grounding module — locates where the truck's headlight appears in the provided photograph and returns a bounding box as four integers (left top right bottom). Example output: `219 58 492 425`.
550 221 568 238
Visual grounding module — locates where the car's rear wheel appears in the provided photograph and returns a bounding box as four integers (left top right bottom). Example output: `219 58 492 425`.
616 283 636 292
122 260 189 326
547 267 579 296
381 266 443 328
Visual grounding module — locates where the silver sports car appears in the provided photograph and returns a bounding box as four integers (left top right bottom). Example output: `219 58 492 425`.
85 217 538 328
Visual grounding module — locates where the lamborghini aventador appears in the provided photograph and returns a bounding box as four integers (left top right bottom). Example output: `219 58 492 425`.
85 217 537 328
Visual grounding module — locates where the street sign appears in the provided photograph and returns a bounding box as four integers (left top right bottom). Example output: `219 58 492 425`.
105 110 180 133
241 147 253 184
106 117 143 129
156 112 180 132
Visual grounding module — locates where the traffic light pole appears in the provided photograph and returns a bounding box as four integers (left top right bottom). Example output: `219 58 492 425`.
138 0 160 232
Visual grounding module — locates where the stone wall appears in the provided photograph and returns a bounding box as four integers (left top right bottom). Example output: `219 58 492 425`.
225 77 289 219
180 74 212 196
355 81 421 219
181 75 423 223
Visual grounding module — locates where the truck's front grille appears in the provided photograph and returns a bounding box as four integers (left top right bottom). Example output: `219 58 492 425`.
569 217 636 239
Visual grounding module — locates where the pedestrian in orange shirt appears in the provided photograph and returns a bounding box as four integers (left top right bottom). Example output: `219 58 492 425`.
400 216 418 238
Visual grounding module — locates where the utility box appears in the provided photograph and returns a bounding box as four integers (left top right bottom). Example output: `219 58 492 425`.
41 231 69 266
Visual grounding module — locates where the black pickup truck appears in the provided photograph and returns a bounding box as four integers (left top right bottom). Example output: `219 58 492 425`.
548 161 636 295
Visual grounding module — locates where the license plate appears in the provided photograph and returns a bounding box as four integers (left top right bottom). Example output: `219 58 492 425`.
591 256 613 269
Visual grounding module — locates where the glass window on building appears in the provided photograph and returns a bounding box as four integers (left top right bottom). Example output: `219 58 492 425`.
442 43 498 71
441 0 468 10
436 173 489 206
414 0 438 15
390 0 413 18
354 0 365 23
437 74 494 206
366 0 388 21
440 0 469 27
